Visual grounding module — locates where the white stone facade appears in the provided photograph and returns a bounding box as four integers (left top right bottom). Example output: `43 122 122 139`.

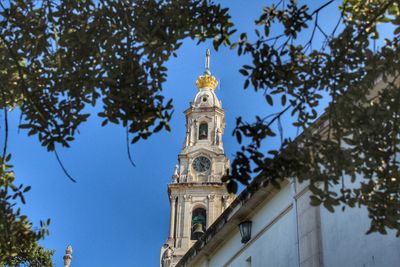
177 178 400 267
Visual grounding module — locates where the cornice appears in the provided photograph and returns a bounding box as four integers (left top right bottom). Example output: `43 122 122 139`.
168 182 225 189
184 106 225 116
178 147 226 158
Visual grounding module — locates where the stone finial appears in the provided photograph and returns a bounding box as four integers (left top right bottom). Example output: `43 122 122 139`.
161 243 174 267
172 165 179 183
63 245 73 267
173 165 179 177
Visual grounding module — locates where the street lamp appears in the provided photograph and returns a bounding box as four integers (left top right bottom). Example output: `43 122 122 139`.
238 220 252 244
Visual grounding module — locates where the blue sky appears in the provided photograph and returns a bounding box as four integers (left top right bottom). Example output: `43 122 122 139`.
5 1 347 266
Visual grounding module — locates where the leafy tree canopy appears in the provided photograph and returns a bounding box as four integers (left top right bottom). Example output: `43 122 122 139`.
0 0 233 264
1 155 53 266
1 0 399 264
226 0 400 236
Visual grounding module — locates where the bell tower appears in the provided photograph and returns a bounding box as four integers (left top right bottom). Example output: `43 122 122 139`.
160 50 234 267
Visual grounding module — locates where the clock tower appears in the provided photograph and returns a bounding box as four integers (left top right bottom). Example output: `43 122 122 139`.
160 50 234 267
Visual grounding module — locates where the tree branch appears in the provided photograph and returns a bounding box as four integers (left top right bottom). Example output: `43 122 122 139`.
310 0 335 16
54 149 76 183
2 107 8 160
126 125 136 168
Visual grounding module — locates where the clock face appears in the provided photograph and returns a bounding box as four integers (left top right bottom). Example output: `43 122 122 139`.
192 156 211 173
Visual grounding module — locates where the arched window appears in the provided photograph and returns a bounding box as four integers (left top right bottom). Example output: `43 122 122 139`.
199 123 208 140
191 208 207 240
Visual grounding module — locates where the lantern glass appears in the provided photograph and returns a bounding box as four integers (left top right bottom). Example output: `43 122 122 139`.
238 220 252 244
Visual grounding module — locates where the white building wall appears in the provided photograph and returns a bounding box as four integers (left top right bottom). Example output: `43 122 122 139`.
195 184 297 267
320 204 400 267
229 210 297 267
188 180 400 267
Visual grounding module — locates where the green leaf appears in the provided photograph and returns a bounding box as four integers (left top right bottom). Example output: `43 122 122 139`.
153 124 163 133
23 186 31 193
281 94 286 106
235 131 242 144
266 95 273 106
131 136 141 144
101 119 108 127
226 180 238 194
310 196 321 206
244 79 250 89
323 201 335 213
239 69 249 76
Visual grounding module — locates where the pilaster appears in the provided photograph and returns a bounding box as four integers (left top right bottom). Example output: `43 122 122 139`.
222 195 230 210
181 195 192 249
296 187 324 267
169 195 177 240
207 194 215 227
175 197 183 248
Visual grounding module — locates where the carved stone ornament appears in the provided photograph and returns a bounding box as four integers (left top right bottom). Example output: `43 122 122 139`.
216 128 222 146
63 245 73 267
161 244 174 267
173 165 179 176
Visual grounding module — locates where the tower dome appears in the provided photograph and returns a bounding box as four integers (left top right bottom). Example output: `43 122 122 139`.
192 49 221 108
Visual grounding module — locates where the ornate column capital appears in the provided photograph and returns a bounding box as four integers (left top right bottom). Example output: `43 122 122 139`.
207 194 215 201
183 195 192 202
222 195 230 201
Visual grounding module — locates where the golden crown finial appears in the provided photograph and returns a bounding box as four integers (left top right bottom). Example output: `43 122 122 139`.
195 49 218 90
196 74 218 90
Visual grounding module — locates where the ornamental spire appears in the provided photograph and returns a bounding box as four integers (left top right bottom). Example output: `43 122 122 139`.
196 49 218 90
205 49 211 75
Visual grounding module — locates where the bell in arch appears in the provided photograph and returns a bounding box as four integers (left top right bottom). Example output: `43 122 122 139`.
199 123 208 140
192 223 205 240
191 208 207 240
